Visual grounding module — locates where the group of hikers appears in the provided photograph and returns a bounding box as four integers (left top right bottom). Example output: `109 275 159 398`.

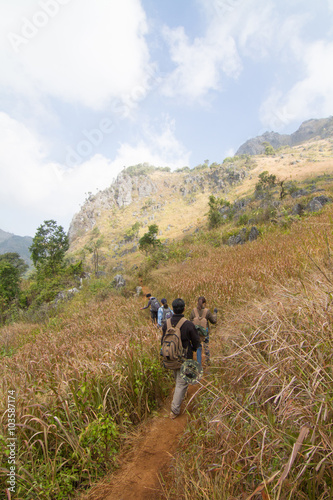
140 293 218 419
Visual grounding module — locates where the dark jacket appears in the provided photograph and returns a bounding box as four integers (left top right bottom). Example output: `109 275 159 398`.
161 314 201 359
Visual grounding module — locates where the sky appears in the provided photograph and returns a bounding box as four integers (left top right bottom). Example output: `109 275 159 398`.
0 0 333 237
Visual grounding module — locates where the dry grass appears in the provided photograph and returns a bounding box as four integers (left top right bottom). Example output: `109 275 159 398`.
2 185 333 498
0 296 170 499
155 207 333 499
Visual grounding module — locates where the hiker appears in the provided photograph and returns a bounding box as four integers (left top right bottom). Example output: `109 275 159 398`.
190 296 217 366
140 293 160 324
161 298 201 418
157 298 173 328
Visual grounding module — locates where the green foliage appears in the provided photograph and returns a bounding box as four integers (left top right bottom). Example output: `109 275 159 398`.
124 222 141 241
30 220 69 276
0 261 21 324
79 408 119 464
84 237 104 274
138 224 162 254
175 166 190 173
262 141 275 155
0 252 28 276
255 170 277 193
123 163 156 176
223 155 239 164
237 213 250 226
0 261 20 302
208 195 231 228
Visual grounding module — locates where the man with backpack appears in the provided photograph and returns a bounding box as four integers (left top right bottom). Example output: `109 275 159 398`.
161 298 201 419
141 293 160 324
157 298 173 328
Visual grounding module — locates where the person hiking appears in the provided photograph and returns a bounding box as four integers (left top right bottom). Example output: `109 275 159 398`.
189 296 217 366
157 298 173 328
140 293 160 324
161 298 201 418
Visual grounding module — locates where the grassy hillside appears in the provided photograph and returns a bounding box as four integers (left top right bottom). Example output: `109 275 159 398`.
1 138 333 499
67 137 333 274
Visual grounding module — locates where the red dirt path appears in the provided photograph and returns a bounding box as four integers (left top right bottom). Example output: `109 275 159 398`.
83 384 201 500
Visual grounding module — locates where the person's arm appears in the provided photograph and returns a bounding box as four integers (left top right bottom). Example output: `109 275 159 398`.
189 322 201 351
141 298 152 310
206 308 217 324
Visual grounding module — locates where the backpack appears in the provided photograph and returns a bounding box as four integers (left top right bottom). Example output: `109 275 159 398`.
150 297 160 312
161 317 187 369
161 307 173 327
192 308 209 337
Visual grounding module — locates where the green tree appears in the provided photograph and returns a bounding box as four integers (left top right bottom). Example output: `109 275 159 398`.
0 261 20 303
208 195 231 228
138 224 161 254
124 222 140 242
85 238 104 275
0 252 28 276
255 171 277 192
29 220 69 275
262 141 275 155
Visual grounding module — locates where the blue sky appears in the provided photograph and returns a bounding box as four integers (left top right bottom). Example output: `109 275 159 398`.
0 0 333 236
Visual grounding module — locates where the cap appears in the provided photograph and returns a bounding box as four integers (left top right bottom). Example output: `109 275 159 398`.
161 298 167 304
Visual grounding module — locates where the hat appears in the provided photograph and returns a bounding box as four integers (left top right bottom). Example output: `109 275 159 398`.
180 360 203 384
161 298 167 304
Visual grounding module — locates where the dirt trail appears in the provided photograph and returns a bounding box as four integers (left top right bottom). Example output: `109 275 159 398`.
84 383 201 500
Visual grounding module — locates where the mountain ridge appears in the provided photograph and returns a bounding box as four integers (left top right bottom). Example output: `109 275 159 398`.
236 116 333 155
0 229 33 266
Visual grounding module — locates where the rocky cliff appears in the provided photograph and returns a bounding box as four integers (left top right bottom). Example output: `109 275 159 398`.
236 116 333 156
68 161 252 246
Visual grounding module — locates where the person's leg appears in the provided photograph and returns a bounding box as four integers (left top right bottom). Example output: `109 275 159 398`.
171 369 189 416
196 345 202 365
151 310 157 324
204 335 210 364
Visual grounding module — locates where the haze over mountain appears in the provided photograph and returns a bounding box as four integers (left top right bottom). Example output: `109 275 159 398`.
0 229 33 267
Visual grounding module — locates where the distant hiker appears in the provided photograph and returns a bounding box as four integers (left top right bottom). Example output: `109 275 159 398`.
157 298 174 328
190 296 217 366
161 298 201 418
141 293 160 324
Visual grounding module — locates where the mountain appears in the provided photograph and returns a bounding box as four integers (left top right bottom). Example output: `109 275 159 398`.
67 117 333 272
0 229 33 267
236 116 333 155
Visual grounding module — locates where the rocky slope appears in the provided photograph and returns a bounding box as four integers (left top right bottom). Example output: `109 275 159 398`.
68 161 252 246
236 116 333 156
67 120 333 273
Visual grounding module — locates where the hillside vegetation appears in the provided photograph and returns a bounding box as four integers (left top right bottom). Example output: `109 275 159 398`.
1 137 333 499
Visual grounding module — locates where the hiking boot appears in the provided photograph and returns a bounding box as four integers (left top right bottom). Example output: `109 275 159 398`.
170 411 178 419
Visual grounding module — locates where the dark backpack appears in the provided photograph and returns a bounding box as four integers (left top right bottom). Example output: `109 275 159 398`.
150 297 160 312
161 317 187 369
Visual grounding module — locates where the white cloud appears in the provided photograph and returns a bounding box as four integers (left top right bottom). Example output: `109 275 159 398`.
116 117 191 168
161 25 241 100
260 40 333 129
0 0 152 111
0 112 190 236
